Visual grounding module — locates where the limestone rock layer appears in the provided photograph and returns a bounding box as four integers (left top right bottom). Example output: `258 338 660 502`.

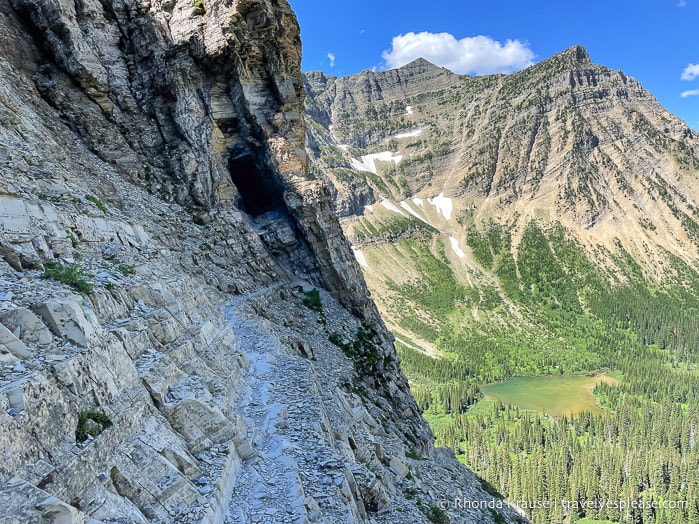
0 0 520 522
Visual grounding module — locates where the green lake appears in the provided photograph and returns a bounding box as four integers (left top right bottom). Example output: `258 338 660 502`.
480 374 619 416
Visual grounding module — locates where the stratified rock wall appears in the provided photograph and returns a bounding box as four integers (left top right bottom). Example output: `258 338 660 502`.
0 0 521 522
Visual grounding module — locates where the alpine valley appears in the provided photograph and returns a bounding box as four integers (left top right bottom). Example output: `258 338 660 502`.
305 45 699 524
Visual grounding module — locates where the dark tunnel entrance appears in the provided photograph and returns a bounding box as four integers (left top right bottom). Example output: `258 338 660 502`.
228 154 286 217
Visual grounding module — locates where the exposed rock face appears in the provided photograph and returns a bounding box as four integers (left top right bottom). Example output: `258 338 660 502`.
7 0 369 312
305 46 699 279
0 0 521 522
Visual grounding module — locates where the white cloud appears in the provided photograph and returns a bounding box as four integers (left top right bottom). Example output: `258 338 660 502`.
681 63 699 81
677 0 687 6
681 89 699 98
381 31 535 76
327 52 336 67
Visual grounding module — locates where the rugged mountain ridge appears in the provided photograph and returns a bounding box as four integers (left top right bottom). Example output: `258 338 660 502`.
305 45 699 279
0 1 521 523
304 46 699 523
304 43 699 335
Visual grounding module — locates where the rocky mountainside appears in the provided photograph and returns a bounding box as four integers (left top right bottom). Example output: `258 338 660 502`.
304 46 699 350
0 1 522 523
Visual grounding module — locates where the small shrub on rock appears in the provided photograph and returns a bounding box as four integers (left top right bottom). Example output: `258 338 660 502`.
42 256 93 294
75 409 112 443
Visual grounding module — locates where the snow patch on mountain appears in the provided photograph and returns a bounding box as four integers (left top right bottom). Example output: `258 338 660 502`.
352 248 369 268
394 128 424 139
428 193 453 220
351 151 403 175
449 237 466 258
400 201 433 225
380 199 408 216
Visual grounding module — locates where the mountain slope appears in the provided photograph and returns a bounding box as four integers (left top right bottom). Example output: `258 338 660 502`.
305 46 699 523
306 45 699 279
305 46 699 352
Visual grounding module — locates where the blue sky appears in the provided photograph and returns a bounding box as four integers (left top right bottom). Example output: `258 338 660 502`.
290 0 698 130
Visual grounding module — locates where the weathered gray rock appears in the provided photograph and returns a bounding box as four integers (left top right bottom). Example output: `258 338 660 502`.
0 0 524 522
0 346 19 365
0 308 53 346
0 478 94 524
0 241 22 272
0 323 32 359
36 495 81 523
33 298 98 347
6 385 24 409
0 259 14 275
0 240 43 272
389 457 409 480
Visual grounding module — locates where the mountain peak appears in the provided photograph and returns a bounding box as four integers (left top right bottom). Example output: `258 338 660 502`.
397 57 451 75
510 44 595 83
563 44 592 64
547 44 592 67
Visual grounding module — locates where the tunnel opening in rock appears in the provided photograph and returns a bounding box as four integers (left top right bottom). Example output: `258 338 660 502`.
229 154 285 217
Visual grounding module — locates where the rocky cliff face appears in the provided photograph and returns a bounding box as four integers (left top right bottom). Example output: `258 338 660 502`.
0 0 521 523
7 0 374 316
305 46 699 275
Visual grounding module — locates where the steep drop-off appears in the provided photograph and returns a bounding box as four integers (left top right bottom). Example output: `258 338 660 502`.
0 1 521 523
304 46 699 523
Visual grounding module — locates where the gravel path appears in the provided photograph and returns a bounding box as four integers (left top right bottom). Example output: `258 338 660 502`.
224 288 354 524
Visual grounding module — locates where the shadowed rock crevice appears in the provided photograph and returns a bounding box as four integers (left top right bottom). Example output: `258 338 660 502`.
229 153 285 217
